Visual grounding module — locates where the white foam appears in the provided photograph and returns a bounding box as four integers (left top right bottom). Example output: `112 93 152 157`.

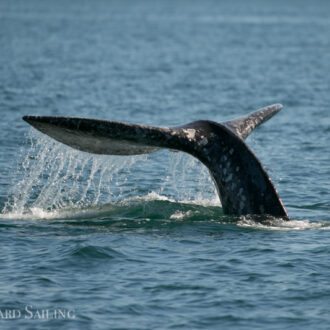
237 217 327 231
1 204 115 221
130 191 220 207
178 196 220 208
170 210 197 220
129 191 175 203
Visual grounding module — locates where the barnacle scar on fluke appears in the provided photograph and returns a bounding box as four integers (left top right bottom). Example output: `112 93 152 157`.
23 104 289 219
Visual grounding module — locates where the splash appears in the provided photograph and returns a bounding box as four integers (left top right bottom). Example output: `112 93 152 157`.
2 129 218 219
3 129 147 216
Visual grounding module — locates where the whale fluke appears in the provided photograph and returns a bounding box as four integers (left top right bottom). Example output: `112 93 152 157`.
23 104 289 218
223 104 283 139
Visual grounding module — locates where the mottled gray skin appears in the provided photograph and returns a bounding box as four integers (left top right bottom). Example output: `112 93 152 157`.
23 104 289 218
177 121 288 217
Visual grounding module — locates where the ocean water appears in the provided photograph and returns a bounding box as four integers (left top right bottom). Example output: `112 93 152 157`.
1 0 330 328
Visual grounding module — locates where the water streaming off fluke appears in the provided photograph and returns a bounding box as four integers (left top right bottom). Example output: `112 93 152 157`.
3 129 218 219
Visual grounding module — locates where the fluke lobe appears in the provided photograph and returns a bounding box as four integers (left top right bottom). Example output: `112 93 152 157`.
23 104 289 219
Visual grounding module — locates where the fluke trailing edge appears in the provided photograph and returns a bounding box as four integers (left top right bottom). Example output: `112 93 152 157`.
23 104 289 218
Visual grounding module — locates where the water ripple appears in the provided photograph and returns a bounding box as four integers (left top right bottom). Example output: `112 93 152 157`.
70 245 125 260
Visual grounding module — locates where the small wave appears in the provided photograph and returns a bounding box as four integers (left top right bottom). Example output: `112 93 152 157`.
288 203 330 211
71 245 124 260
1 192 221 221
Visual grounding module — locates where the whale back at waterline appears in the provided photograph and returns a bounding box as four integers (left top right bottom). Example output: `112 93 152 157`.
23 104 288 218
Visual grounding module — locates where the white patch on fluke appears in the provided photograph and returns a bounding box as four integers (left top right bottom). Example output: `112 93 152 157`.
184 129 196 140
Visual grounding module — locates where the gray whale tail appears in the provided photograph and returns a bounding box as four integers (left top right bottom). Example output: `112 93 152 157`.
23 104 289 218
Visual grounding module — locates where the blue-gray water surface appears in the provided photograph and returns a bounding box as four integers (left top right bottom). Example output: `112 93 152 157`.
0 0 330 329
